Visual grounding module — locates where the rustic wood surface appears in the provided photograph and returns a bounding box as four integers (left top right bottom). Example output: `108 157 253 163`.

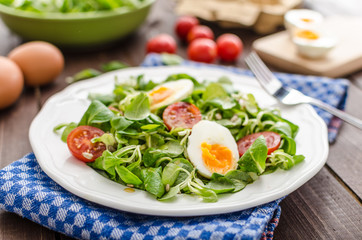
0 0 361 239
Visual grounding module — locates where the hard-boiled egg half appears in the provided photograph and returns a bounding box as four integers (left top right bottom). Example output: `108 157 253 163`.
284 9 324 36
284 9 336 59
187 120 239 179
292 29 337 59
148 79 193 111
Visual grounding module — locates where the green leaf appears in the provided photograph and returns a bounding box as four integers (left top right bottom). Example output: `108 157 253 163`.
238 136 268 174
140 124 160 131
202 82 236 110
165 73 202 88
88 93 115 106
206 173 235 194
78 100 114 131
53 122 77 143
111 116 134 131
115 165 143 186
161 162 181 186
161 140 184 157
88 150 121 179
202 82 228 101
269 122 293 138
91 133 116 150
281 154 305 170
124 93 150 120
225 170 255 192
143 148 167 167
197 188 218 202
262 112 299 138
244 93 259 116
172 158 194 186
280 136 297 155
293 155 305 165
66 68 102 84
217 76 234 94
161 53 183 66
144 167 165 198
159 185 180 201
101 60 128 72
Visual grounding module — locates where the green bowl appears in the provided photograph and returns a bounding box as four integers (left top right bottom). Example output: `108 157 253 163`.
0 0 154 48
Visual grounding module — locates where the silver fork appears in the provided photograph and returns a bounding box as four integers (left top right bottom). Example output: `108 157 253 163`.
245 51 362 130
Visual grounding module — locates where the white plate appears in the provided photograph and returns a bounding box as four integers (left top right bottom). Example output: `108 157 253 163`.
29 66 329 216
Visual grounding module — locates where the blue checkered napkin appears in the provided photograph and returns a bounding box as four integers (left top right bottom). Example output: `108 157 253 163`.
142 53 350 143
1 153 282 240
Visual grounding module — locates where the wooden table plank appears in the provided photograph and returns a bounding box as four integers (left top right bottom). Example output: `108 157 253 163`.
0 211 57 240
327 83 362 200
275 167 362 239
0 24 58 240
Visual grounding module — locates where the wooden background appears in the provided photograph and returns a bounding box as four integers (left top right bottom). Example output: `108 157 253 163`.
0 0 361 239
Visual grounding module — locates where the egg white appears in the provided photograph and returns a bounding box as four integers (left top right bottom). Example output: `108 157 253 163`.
187 120 239 179
148 79 193 111
293 33 337 59
284 9 324 35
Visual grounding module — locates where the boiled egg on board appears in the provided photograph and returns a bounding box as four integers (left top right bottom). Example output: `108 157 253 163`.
148 79 193 110
292 29 337 59
284 9 336 59
284 9 324 36
187 120 239 179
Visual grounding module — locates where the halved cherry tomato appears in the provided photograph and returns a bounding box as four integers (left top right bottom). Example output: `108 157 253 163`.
187 25 214 43
175 16 199 41
187 38 218 63
146 34 177 54
237 131 281 157
163 102 202 130
67 125 106 162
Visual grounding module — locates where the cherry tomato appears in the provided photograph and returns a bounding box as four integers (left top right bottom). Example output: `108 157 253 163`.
187 38 217 63
67 126 106 162
146 34 177 54
175 16 199 41
187 25 214 43
237 131 281 157
216 33 243 62
163 102 202 130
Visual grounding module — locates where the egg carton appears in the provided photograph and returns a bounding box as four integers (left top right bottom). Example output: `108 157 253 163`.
175 0 303 34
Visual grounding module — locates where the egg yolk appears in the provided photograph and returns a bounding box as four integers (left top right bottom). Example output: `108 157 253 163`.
296 30 319 40
149 86 174 104
300 18 313 23
201 142 234 175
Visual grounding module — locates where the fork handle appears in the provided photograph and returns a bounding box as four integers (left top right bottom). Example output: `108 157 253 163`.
308 98 362 130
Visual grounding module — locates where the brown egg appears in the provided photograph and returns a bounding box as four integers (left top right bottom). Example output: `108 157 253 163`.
0 56 24 109
8 41 64 86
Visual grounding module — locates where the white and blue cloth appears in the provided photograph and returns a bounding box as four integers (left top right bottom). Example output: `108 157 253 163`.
0 54 349 240
0 153 282 240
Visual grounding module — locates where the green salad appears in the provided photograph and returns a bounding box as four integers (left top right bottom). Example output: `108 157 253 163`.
54 73 305 202
0 0 145 13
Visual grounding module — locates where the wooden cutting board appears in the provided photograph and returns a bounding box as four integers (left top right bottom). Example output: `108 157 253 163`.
252 16 362 78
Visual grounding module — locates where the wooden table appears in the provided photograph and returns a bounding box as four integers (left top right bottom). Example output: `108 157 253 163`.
1 0 361 239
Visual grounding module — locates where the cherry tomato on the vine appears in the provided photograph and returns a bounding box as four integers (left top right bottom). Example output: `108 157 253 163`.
146 34 177 54
216 33 243 62
175 16 199 41
67 125 106 162
187 25 214 43
187 38 217 63
163 102 202 130
237 131 281 157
